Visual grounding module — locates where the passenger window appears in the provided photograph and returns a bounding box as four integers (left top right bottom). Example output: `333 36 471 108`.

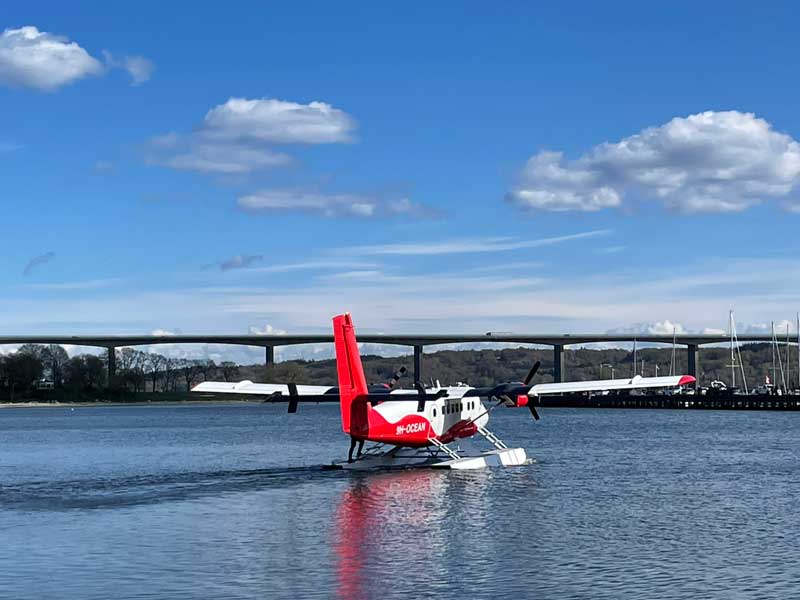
433 408 437 417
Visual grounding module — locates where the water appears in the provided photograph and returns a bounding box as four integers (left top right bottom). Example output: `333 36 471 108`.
2 405 800 599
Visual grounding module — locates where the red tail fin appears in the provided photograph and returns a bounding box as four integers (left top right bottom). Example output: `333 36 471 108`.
332 313 369 434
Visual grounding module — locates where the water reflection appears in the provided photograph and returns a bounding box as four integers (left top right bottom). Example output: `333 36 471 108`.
332 469 493 600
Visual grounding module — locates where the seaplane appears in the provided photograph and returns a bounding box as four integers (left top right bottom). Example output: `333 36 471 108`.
193 313 696 470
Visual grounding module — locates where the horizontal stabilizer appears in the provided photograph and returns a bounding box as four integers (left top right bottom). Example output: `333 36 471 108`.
529 375 695 396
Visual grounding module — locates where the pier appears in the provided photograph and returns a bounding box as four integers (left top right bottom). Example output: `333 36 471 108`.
536 393 800 411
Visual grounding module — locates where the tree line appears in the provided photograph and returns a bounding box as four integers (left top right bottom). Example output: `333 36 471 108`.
248 343 800 392
0 344 242 401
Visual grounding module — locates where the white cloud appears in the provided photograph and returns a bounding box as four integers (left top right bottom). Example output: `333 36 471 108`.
202 97 356 144
607 320 687 335
238 189 433 218
102 51 154 85
345 229 609 255
248 323 287 335
152 140 291 174
150 328 176 336
148 97 355 175
0 26 103 91
509 111 800 213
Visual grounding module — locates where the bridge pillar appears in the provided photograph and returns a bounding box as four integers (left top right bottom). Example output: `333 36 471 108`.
687 344 700 387
107 346 116 386
553 344 565 383
414 345 423 385
265 346 275 366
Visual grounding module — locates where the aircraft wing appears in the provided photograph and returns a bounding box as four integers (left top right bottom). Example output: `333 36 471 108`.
529 375 695 396
192 381 337 395
191 381 447 409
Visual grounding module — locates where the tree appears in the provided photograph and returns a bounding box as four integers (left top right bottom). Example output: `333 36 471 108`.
42 345 70 387
198 359 217 382
65 354 106 391
116 348 148 391
145 353 166 392
180 359 204 391
4 352 44 401
163 357 177 392
220 361 240 382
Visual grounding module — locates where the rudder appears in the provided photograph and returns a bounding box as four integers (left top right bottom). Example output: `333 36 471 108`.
332 313 369 434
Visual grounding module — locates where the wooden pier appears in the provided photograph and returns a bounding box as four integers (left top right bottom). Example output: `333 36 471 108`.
536 394 800 411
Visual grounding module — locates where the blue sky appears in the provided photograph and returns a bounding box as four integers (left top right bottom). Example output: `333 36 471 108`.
2 1 800 360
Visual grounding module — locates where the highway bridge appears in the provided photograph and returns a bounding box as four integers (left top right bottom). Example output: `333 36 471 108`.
0 332 794 386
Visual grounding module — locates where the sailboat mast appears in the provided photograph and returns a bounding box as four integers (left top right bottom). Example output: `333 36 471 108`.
787 323 791 392
730 310 736 388
670 326 676 376
772 321 777 388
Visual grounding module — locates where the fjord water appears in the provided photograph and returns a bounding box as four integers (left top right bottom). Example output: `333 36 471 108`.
2 405 800 599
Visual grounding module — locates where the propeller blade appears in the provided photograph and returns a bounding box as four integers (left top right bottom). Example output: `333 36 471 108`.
415 382 427 412
388 366 407 388
287 383 299 413
524 360 541 385
528 403 540 421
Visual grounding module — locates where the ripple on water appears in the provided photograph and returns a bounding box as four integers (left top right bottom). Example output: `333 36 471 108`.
2 405 800 600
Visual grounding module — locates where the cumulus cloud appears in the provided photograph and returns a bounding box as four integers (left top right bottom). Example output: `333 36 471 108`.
0 26 103 91
508 111 800 213
0 26 153 91
203 98 356 144
238 189 434 218
248 323 287 335
147 97 355 175
23 251 55 275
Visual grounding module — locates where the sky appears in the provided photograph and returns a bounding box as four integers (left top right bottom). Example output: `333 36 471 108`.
2 2 800 361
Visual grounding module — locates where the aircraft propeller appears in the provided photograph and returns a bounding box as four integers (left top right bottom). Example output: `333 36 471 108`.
462 360 542 421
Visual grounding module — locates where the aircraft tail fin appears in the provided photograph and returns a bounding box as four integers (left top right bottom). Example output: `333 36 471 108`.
332 313 369 434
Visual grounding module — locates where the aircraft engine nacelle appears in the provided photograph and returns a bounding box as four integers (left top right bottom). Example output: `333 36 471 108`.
501 394 529 407
454 422 478 439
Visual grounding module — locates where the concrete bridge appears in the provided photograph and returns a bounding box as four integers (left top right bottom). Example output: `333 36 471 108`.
0 332 793 386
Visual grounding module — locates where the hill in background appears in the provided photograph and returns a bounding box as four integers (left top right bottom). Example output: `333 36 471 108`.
245 343 797 390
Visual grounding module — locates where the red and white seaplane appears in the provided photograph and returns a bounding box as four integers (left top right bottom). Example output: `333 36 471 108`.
194 313 696 470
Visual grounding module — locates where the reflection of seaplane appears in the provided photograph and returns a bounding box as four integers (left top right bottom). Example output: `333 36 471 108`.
194 313 695 470
333 470 463 599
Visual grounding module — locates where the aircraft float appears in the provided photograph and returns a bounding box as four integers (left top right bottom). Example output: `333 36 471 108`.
194 313 696 470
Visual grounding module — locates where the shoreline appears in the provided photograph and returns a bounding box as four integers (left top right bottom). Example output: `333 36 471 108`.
0 399 263 409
